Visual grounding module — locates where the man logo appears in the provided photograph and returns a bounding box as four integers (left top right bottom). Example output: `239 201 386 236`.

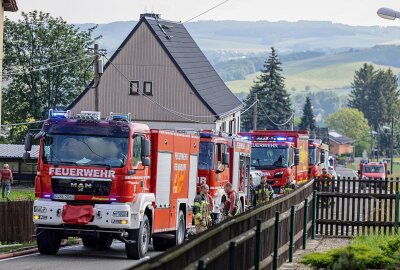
70 182 92 192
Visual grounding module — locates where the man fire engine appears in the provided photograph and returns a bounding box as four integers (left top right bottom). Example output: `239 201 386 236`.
239 130 309 194
24 110 199 259
197 131 251 222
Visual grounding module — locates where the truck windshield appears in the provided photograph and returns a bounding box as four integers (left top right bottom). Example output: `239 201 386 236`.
364 165 384 173
251 146 289 169
42 134 128 168
309 147 317 165
199 142 214 170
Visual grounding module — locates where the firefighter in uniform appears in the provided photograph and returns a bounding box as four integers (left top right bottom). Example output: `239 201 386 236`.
223 182 240 218
193 184 213 233
254 175 273 206
317 168 333 191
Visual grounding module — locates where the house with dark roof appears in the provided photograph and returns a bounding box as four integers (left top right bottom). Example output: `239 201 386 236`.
329 131 354 156
68 13 242 133
0 144 38 185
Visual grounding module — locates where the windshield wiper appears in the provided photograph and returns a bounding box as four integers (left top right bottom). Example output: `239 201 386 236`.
87 163 112 170
48 161 79 167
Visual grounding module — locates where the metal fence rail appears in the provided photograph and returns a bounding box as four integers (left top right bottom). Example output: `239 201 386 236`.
0 201 35 243
315 177 400 236
134 180 315 270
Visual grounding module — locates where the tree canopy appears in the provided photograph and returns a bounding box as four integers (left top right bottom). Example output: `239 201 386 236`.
241 47 292 131
299 96 316 134
2 11 97 143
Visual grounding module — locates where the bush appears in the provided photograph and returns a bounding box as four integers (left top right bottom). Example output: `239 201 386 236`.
300 244 395 270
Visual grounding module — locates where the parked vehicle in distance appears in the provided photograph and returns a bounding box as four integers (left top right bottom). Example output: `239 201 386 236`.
358 161 388 188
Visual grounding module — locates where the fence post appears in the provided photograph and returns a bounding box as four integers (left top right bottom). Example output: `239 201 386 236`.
273 211 280 270
312 190 317 239
303 198 309 249
255 219 262 270
396 191 399 234
229 241 237 270
198 260 206 270
289 206 296 262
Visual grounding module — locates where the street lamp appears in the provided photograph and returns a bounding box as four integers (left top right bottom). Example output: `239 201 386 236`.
377 7 400 20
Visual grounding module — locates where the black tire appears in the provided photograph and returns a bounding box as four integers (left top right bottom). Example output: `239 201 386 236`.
82 237 98 248
125 215 150 259
36 228 61 255
97 237 113 249
152 236 167 251
167 210 185 247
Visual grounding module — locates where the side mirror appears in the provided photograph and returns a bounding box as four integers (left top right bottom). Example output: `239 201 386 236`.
320 152 325 163
22 152 31 161
24 133 33 151
142 157 151 167
222 153 229 165
142 139 151 157
294 149 300 166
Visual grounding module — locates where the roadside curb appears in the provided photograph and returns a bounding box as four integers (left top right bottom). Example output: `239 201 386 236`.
0 240 70 260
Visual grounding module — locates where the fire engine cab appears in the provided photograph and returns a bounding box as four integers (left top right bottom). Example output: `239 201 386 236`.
24 110 199 259
198 131 251 221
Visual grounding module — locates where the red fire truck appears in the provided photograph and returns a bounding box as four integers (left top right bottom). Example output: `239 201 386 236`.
24 110 199 259
239 130 309 194
198 131 251 221
308 139 327 179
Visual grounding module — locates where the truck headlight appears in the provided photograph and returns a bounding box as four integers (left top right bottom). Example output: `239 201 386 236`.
112 211 129 218
33 214 47 220
111 219 128 225
34 206 47 213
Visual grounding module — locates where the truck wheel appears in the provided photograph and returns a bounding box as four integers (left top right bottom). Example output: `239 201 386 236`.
82 237 97 248
167 210 185 247
125 215 150 259
97 237 113 249
152 236 167 251
36 228 61 255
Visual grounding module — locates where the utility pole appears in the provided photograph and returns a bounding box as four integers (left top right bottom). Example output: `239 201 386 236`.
391 116 394 174
252 94 258 131
94 43 100 112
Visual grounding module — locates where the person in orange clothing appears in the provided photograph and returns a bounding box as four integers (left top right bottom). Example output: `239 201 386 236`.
1 164 13 201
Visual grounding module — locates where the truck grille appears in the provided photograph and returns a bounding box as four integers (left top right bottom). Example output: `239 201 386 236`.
52 178 112 196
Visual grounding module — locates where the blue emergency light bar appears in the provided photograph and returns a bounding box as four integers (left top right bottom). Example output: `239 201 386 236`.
48 109 70 119
199 132 213 138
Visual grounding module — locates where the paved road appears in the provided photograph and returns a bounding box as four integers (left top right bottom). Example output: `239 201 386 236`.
0 241 161 270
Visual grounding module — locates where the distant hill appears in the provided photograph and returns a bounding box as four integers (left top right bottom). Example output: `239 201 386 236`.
77 20 400 54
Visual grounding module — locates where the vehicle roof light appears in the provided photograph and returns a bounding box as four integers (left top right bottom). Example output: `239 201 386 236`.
48 109 70 119
200 132 213 138
108 112 131 122
78 111 101 120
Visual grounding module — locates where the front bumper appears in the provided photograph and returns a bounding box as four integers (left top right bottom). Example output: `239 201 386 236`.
32 199 139 229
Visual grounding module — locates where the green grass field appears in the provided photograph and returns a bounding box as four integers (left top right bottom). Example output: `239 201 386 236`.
226 61 400 94
0 188 35 201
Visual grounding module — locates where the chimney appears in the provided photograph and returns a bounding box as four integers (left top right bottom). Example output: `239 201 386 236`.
140 13 161 20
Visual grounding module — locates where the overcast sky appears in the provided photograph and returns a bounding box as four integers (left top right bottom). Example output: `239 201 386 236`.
6 0 400 26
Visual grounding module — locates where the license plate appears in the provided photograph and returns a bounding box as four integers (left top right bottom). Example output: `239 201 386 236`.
53 194 75 200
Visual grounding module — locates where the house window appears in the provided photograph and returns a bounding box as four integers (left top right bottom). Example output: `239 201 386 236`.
129 81 139 95
144 81 153 95
221 122 226 132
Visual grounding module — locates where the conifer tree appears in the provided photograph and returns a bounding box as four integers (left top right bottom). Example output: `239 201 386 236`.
241 47 293 131
299 96 316 133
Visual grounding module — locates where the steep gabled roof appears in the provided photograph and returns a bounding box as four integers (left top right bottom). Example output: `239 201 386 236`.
3 0 18 12
68 15 241 117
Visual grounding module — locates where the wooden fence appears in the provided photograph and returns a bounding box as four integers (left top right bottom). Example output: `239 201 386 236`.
315 177 400 236
134 180 315 270
0 201 35 243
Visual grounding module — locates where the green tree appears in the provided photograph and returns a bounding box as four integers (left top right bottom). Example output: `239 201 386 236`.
349 64 400 131
299 96 316 133
326 108 371 156
241 47 292 131
2 11 97 143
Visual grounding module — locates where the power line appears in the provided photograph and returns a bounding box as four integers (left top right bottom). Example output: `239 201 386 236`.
2 56 92 77
259 102 294 126
183 0 230 24
0 120 45 128
240 100 258 115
